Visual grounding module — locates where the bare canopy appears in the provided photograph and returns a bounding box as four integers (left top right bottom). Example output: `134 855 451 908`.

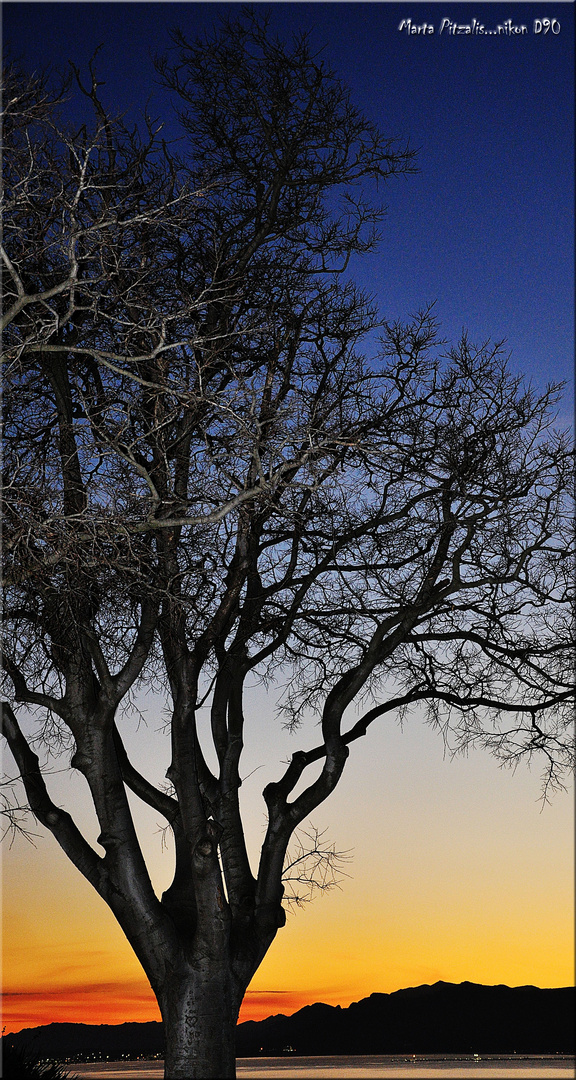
2 12 573 1079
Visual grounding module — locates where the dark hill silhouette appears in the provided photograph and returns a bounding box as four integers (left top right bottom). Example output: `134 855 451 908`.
5 982 574 1061
236 982 574 1056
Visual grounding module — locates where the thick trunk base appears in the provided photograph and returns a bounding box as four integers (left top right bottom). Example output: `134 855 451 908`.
161 964 239 1079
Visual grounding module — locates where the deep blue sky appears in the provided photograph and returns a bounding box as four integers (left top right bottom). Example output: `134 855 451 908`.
4 2 574 405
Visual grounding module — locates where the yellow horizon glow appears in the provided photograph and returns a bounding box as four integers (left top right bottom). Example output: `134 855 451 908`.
3 713 573 1037
3 784 573 1034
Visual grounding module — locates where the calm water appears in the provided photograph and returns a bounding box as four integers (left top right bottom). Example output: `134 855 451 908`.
71 1055 575 1079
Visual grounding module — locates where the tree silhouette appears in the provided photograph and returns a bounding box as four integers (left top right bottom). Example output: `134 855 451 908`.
2 13 573 1079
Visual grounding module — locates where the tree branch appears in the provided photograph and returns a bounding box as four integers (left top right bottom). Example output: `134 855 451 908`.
112 723 180 823
1 701 106 894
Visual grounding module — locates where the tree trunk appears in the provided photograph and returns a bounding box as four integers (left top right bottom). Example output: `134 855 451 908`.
160 961 240 1079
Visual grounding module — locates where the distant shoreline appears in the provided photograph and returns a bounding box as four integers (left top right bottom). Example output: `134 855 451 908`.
69 1054 576 1080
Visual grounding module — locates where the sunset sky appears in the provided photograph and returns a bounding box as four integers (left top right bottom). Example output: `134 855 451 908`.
2 0 574 1036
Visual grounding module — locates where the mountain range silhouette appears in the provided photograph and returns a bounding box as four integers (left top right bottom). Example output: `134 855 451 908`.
6 982 574 1061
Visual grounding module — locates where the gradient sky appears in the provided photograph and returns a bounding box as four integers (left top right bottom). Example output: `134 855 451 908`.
2 0 574 1036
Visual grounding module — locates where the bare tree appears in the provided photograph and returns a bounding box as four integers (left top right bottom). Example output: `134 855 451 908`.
282 824 351 909
2 13 573 1079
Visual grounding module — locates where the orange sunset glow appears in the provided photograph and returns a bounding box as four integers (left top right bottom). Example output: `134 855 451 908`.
3 718 573 1036
1 984 319 1034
